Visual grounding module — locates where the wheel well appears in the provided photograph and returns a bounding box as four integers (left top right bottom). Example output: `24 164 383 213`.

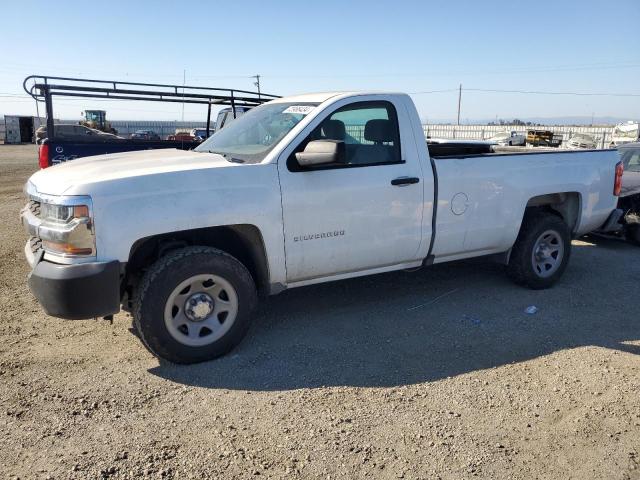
124 225 270 302
525 192 581 233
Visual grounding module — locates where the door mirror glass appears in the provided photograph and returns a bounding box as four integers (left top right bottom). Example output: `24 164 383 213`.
295 140 345 167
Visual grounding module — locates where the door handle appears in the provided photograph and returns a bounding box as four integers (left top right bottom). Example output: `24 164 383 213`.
391 177 420 186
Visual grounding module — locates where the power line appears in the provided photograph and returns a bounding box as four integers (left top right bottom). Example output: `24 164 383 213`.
410 88 640 97
410 89 458 94
465 88 640 97
0 60 639 85
5 87 639 101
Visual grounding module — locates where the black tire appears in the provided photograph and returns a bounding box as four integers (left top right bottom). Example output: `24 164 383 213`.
626 224 640 246
507 211 571 289
133 246 257 364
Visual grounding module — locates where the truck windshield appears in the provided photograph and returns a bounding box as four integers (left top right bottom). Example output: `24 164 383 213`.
195 102 319 163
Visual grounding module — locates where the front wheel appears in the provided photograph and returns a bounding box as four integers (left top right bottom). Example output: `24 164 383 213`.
507 212 571 289
133 246 257 364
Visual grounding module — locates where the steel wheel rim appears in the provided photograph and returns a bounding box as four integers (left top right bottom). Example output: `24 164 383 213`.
531 229 564 278
164 274 239 347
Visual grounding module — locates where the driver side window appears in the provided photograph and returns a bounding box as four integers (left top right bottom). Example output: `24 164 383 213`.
288 100 402 171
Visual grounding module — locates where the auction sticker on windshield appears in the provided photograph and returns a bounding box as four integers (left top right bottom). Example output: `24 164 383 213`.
283 105 315 115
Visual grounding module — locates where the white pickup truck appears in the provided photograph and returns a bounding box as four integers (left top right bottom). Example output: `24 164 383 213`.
21 92 624 363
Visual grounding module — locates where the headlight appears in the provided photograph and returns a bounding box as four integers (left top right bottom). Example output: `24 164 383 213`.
40 203 89 224
38 196 95 257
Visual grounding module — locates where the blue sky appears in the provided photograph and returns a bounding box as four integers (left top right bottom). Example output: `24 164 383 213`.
1 0 639 123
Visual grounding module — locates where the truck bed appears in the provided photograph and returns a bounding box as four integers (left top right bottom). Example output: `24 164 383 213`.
427 140 609 159
427 141 494 157
430 147 619 263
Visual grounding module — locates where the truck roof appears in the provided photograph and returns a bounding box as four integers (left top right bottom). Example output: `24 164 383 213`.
270 91 403 104
270 92 349 103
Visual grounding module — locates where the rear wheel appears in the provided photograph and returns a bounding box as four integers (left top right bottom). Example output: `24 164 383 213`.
133 246 257 364
507 212 571 289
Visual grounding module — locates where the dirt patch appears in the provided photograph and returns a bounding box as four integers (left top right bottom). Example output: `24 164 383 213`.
0 144 639 479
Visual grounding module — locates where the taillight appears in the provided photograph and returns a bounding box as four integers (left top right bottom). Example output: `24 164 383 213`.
613 161 624 196
38 144 49 169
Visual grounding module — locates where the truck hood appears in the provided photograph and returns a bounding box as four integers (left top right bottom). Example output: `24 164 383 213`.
29 149 234 196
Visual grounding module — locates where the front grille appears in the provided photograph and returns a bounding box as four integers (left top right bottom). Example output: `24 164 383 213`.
29 236 42 254
29 199 41 217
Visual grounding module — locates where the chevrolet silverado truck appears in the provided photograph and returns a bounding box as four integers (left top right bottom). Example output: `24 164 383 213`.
21 92 623 364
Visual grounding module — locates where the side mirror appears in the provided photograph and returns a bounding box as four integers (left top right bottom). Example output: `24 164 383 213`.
295 140 345 167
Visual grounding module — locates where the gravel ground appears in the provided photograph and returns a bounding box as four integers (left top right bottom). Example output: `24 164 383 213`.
0 144 639 480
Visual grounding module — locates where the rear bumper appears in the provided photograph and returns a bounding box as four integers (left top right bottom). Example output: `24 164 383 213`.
28 258 121 320
598 208 624 233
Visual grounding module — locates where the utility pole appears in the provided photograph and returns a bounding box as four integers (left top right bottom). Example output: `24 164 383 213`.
457 83 462 126
181 69 186 123
253 74 261 99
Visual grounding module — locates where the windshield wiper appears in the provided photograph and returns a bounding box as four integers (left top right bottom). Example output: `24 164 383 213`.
206 150 245 163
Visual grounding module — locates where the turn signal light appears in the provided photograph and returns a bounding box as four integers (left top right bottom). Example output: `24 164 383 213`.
73 205 90 218
614 161 623 196
42 240 93 256
38 144 49 169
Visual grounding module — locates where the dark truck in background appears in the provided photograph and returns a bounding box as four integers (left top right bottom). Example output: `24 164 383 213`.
37 136 203 168
24 75 278 168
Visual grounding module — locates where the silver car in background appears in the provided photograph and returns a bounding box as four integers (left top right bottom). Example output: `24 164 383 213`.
488 130 526 146
567 133 597 149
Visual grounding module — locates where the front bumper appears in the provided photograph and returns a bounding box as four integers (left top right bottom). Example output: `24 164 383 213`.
27 255 121 320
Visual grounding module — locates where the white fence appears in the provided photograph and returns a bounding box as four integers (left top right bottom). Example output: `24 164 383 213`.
0 117 619 147
342 124 614 148
423 124 613 148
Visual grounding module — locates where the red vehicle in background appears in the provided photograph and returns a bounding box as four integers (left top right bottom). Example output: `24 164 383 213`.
167 131 196 141
168 128 216 141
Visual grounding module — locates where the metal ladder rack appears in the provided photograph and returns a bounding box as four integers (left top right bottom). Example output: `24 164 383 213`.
23 74 280 139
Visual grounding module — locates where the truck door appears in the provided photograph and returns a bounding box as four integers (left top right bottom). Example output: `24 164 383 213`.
278 98 424 283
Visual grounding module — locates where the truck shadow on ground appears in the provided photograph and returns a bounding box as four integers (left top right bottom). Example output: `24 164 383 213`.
149 240 640 391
